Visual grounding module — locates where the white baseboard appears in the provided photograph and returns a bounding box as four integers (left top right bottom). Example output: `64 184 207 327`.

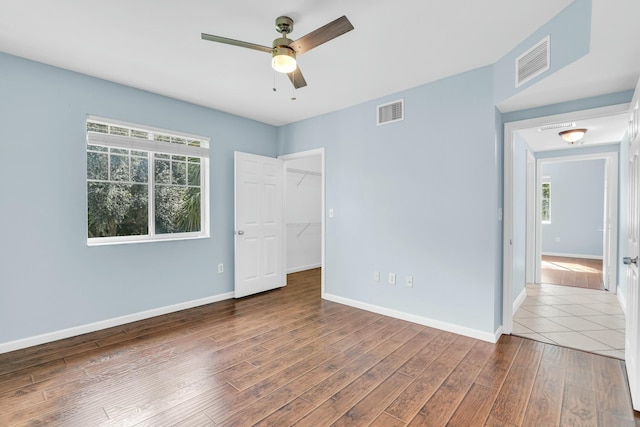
0 292 235 354
323 293 500 343
618 287 627 315
541 252 603 260
513 287 527 314
286 263 322 274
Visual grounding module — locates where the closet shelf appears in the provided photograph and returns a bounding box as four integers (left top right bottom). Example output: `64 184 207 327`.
286 222 321 238
287 168 321 187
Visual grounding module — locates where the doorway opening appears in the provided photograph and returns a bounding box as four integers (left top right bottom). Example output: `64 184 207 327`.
503 105 627 359
279 148 325 295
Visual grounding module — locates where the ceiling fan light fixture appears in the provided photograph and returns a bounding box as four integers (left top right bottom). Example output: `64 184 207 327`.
559 128 587 144
272 46 296 73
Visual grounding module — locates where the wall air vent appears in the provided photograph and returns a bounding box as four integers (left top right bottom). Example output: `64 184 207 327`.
377 99 404 126
516 36 550 88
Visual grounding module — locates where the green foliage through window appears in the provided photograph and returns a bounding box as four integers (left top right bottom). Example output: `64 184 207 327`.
541 182 550 222
86 118 208 243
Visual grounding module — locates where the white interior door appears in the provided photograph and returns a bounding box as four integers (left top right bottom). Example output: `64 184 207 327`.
625 103 640 410
234 152 284 298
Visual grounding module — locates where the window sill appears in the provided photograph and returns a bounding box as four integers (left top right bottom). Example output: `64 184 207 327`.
87 233 209 247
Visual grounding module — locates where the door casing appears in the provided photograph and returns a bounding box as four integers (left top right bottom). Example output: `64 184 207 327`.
503 103 628 334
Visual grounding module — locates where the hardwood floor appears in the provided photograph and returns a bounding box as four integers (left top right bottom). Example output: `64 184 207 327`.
541 256 603 289
1 268 638 426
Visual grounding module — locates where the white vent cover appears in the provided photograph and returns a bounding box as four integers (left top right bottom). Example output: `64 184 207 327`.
538 121 576 132
377 99 404 126
515 36 550 87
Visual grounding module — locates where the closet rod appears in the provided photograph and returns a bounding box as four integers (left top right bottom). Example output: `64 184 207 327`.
287 168 321 176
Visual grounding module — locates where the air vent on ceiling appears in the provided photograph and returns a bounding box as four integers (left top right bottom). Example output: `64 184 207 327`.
516 36 550 88
377 99 404 126
538 121 576 132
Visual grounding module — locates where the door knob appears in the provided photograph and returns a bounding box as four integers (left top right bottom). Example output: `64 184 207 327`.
623 256 638 265
236 230 245 235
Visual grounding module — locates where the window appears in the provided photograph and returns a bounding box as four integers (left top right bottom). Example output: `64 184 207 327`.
86 116 209 245
541 178 551 223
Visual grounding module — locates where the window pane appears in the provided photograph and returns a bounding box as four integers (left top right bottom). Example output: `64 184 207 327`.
155 134 171 143
87 152 108 180
131 157 148 183
187 139 201 147
188 163 200 186
155 158 170 184
155 185 201 234
87 122 108 133
171 137 186 145
172 160 187 185
131 129 149 139
542 200 550 222
132 150 147 157
110 125 129 136
88 144 108 152
110 154 130 181
87 182 148 237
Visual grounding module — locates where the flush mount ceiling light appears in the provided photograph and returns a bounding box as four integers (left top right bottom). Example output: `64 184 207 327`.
559 128 587 144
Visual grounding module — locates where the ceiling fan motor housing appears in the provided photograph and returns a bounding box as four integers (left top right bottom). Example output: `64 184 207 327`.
275 16 294 35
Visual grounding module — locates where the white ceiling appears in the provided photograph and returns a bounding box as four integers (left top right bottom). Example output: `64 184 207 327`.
516 113 630 152
0 0 638 128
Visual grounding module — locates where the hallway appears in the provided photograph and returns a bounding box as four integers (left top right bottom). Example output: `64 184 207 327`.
513 282 625 359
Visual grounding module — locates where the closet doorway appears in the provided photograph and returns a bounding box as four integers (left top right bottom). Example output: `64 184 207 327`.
279 149 325 293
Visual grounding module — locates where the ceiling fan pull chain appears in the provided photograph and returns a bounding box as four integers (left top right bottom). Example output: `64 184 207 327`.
291 71 296 101
273 69 277 92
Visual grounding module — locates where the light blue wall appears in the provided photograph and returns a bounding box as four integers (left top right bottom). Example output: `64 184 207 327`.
512 134 529 302
278 66 500 335
0 52 277 344
541 159 605 257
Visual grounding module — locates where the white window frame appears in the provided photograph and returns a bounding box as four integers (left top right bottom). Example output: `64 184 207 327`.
86 115 210 246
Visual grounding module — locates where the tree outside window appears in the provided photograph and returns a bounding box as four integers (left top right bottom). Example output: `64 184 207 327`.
541 181 551 223
86 118 209 245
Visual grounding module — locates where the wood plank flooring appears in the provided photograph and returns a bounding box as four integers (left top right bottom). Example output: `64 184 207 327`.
541 256 603 289
1 268 638 426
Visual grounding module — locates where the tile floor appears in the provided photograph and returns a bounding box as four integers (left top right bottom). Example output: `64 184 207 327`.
513 282 626 359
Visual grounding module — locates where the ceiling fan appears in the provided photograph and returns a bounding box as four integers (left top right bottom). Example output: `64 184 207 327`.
201 15 354 89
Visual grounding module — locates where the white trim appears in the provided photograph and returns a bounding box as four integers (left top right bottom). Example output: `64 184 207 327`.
526 150 536 284
87 114 210 143
503 103 628 335
88 132 209 158
618 287 628 315
324 293 500 343
513 287 528 314
541 252 604 260
0 292 234 354
536 151 618 292
287 263 322 274
278 148 326 296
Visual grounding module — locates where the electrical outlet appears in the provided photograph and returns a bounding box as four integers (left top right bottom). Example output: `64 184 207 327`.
217 263 224 274
406 276 413 288
373 271 380 282
329 208 335 218
389 273 396 285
